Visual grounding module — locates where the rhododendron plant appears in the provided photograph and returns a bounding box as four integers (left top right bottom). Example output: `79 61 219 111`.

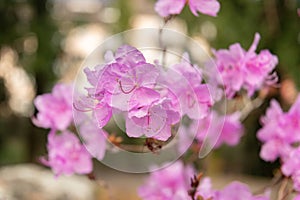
30 1 300 199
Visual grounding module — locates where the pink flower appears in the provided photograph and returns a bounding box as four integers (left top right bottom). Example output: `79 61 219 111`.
155 0 220 17
159 53 212 120
258 95 300 193
138 161 194 200
259 139 291 162
139 162 269 200
258 95 300 162
126 87 180 141
189 0 221 17
214 182 269 200
79 119 107 160
197 111 244 149
83 46 212 141
41 130 93 176
209 33 278 98
282 147 300 177
196 177 215 199
83 45 159 129
32 83 73 130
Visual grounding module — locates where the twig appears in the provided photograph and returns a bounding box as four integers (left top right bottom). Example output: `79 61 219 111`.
277 177 289 200
240 95 264 121
254 171 283 195
158 15 174 68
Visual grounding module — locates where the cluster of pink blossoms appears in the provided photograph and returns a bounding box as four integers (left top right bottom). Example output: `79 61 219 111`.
83 45 212 141
207 33 278 98
178 111 244 154
33 83 107 176
196 111 244 149
138 161 269 200
258 95 300 196
155 0 220 17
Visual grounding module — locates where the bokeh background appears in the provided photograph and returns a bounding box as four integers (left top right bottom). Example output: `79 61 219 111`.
0 0 299 199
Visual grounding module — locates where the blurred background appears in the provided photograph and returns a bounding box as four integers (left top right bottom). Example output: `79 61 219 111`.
0 0 299 199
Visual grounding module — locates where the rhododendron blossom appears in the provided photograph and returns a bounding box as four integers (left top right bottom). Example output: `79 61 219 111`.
196 111 244 148
79 119 107 160
157 53 212 120
32 83 73 130
258 95 300 193
41 130 93 176
155 0 220 17
207 33 278 98
138 161 269 200
178 111 244 153
213 182 269 200
82 45 211 141
258 95 300 161
138 161 194 200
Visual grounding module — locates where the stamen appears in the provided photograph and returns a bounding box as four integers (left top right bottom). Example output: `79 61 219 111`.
73 103 92 112
118 80 137 94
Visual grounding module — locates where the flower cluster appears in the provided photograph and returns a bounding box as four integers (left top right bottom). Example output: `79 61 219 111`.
155 0 220 17
33 83 106 176
196 111 244 149
207 33 278 98
41 130 93 176
258 95 300 195
30 1 295 199
178 111 244 154
138 161 194 199
32 84 73 130
138 161 269 200
83 46 212 141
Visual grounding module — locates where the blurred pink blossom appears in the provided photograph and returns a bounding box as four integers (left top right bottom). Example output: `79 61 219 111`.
32 83 73 130
208 33 278 98
41 130 93 176
155 0 220 17
138 161 194 200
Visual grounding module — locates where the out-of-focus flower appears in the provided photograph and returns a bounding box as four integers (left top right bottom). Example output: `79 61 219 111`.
258 95 300 192
207 33 278 98
138 161 194 200
178 111 243 153
155 0 220 17
32 83 73 130
258 96 300 161
159 53 212 120
79 119 107 160
213 182 269 200
197 111 244 148
138 161 269 200
196 177 215 199
41 130 93 176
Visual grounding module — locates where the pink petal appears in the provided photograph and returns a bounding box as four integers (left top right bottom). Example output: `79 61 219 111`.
189 0 220 17
94 102 112 128
154 0 186 17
